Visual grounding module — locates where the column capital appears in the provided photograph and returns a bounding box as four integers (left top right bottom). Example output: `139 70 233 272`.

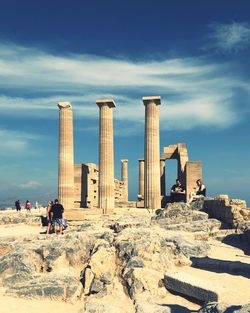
121 159 128 163
138 159 144 162
142 96 161 106
58 102 72 110
96 99 116 108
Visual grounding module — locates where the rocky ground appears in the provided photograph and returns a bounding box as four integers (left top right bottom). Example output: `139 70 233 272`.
0 202 250 313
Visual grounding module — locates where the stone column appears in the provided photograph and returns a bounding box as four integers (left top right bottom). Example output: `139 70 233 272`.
143 96 161 209
97 99 116 213
138 159 144 199
160 159 166 196
121 159 128 201
57 102 74 211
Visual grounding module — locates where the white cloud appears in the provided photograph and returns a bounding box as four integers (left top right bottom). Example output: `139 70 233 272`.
15 180 43 190
0 128 41 154
0 41 249 132
207 22 250 53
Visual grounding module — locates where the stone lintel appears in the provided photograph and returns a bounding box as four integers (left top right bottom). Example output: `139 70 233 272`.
96 99 116 108
58 102 72 109
142 96 161 106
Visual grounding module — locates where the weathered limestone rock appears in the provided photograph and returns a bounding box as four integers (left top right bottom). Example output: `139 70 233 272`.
81 265 94 295
164 272 222 302
135 299 171 313
198 303 250 313
0 249 43 285
152 202 221 236
107 214 151 233
81 301 129 313
230 199 247 209
203 196 250 228
7 274 81 300
97 99 116 213
58 102 74 211
143 96 161 210
163 235 210 259
0 213 41 225
124 268 165 298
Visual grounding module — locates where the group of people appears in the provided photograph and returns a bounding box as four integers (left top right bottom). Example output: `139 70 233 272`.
46 199 65 235
15 199 33 212
170 178 206 203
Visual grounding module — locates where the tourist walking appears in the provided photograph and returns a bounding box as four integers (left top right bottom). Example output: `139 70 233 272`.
25 200 31 213
51 199 64 235
15 199 21 211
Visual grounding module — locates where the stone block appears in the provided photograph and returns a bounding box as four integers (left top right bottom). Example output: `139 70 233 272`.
164 272 221 302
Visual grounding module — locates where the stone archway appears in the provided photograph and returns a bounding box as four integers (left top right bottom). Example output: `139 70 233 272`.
161 143 202 203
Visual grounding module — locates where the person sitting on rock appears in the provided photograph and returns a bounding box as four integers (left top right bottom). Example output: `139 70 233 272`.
170 179 186 202
188 179 206 204
51 199 64 235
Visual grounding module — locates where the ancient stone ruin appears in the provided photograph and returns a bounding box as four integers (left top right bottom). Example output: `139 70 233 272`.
57 96 202 214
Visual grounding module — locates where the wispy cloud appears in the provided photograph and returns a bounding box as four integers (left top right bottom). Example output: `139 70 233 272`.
13 180 43 190
0 128 42 154
0 41 249 133
206 22 250 53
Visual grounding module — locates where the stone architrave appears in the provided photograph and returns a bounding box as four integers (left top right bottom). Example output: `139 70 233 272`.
96 99 116 213
143 96 161 209
57 102 75 211
138 159 145 199
121 159 128 201
160 159 166 196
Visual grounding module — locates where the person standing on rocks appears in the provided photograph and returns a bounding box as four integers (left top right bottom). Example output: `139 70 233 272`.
15 199 21 211
46 200 53 235
25 200 31 213
51 199 64 235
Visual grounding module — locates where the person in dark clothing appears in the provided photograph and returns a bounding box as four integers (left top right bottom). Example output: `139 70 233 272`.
188 179 206 203
15 200 21 211
196 179 206 196
51 199 64 235
170 179 186 202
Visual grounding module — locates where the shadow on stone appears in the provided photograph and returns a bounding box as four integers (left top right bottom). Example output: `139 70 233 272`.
166 288 203 306
40 215 48 227
191 256 250 279
162 304 191 313
222 234 250 256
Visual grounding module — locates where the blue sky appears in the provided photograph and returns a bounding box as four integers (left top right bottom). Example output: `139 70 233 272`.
0 0 250 206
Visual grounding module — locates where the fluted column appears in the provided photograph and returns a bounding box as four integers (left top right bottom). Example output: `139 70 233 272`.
143 96 161 209
138 159 144 199
121 159 128 201
97 99 116 213
57 102 74 211
160 159 166 196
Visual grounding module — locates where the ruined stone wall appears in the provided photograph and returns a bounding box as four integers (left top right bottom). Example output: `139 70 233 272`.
185 161 202 203
203 195 250 228
74 163 127 208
